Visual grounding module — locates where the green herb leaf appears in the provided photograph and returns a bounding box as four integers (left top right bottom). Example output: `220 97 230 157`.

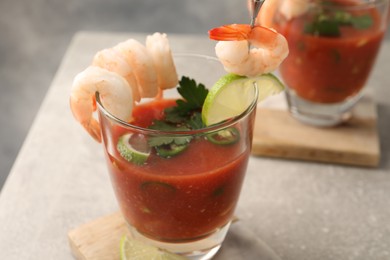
164 107 188 123
351 15 373 29
148 120 186 131
147 76 208 148
162 76 209 124
304 17 341 37
148 135 191 147
148 121 192 147
334 11 352 25
304 11 373 37
177 76 208 111
187 112 205 130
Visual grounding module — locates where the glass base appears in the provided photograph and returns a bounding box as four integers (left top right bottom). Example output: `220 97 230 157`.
127 221 231 260
285 89 362 127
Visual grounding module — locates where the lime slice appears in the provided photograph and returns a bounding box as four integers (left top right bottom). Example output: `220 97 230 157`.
117 134 151 165
202 73 285 126
120 235 186 260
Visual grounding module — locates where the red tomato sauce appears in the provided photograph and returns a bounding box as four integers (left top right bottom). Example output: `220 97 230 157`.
103 99 250 241
131 98 177 128
276 3 384 103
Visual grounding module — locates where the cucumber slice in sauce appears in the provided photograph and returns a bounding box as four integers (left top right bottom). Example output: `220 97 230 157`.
140 181 177 213
117 133 151 165
212 186 225 197
155 143 188 158
141 181 177 193
207 127 240 145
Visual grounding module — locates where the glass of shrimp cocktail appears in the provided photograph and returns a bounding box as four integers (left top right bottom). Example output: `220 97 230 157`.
70 20 286 258
258 0 389 126
95 53 257 259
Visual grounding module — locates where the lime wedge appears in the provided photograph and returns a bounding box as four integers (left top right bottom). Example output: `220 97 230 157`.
202 73 285 126
117 134 151 165
120 235 186 260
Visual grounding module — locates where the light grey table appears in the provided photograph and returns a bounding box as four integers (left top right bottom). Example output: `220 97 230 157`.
0 32 389 260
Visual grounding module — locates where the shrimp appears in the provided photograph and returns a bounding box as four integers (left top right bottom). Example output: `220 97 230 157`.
114 39 159 98
92 48 141 102
208 24 289 77
146 32 179 90
70 66 133 142
279 0 310 20
256 0 310 27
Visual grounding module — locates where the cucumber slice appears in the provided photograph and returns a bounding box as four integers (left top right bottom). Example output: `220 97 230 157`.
207 127 240 145
140 181 177 213
117 133 151 165
141 181 177 193
212 186 225 197
155 143 188 158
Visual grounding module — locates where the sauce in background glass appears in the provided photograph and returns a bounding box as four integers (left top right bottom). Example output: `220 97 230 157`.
275 1 385 103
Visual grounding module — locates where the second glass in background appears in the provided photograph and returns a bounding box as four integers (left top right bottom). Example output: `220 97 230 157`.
262 0 389 126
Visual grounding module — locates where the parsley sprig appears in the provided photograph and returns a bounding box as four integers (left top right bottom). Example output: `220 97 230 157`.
163 77 208 126
148 76 209 147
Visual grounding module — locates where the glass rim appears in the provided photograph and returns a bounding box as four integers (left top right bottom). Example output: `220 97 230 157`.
95 53 259 136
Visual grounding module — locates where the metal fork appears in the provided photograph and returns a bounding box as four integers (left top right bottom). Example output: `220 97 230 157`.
250 0 265 27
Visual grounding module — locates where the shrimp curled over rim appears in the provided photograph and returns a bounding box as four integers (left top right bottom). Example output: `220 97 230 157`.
114 39 159 98
70 66 133 142
92 48 141 102
146 32 178 90
70 33 180 142
208 24 289 77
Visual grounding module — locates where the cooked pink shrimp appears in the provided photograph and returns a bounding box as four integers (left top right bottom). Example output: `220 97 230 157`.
279 0 310 19
92 48 141 102
146 33 178 90
114 39 158 98
208 24 288 77
70 66 133 142
256 0 310 27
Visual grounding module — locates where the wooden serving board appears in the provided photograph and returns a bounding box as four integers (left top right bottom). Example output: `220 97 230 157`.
68 212 127 260
68 213 279 260
252 96 380 167
68 214 241 260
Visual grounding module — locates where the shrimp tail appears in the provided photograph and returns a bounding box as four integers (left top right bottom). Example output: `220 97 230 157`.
249 26 281 45
70 94 102 143
82 119 102 143
210 22 289 77
209 24 279 42
208 24 252 41
70 66 133 143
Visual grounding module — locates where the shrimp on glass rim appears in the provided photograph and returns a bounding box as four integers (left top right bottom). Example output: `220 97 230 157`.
146 32 178 91
114 39 159 98
70 33 179 142
208 24 289 77
70 66 133 142
92 48 141 102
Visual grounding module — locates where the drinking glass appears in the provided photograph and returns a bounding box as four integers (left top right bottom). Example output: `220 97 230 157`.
96 54 258 259
269 0 389 126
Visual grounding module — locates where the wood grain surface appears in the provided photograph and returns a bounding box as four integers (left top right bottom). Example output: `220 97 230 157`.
252 96 380 167
68 212 126 260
